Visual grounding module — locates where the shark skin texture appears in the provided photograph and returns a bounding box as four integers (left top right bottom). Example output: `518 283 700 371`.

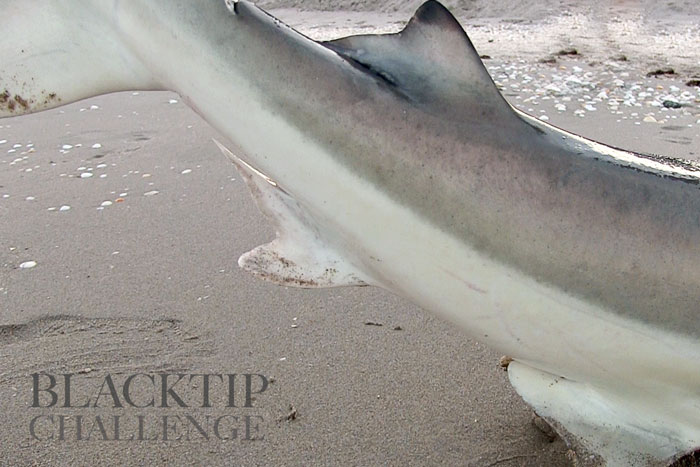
1 0 699 464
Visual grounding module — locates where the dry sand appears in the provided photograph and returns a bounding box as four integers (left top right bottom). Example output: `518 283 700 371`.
0 1 698 466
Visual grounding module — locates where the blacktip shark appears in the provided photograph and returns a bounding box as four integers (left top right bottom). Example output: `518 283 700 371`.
2 0 699 464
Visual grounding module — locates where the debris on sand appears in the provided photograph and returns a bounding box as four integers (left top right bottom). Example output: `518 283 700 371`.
499 356 514 369
278 405 297 422
555 47 579 56
647 67 675 77
286 406 297 421
364 321 383 327
686 79 700 87
663 100 683 109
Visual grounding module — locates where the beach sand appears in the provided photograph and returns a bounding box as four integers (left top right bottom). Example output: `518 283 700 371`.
0 2 698 465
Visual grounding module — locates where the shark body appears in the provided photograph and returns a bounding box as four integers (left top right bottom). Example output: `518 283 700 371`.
1 1 699 464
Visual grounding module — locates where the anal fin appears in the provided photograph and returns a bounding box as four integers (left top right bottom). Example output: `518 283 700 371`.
214 139 368 288
508 361 697 466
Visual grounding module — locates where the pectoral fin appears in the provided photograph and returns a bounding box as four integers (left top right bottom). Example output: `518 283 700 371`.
214 139 368 288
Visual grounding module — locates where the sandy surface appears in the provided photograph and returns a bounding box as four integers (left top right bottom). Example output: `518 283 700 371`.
1 2 699 466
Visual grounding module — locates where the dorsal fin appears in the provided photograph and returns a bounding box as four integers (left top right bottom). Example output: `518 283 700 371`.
323 0 511 118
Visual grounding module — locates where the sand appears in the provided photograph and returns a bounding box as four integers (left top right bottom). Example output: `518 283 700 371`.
0 1 698 466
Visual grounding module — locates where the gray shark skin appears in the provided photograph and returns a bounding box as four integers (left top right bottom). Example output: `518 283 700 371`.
1 1 699 464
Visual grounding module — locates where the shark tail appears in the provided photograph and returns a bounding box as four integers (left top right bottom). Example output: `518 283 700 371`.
0 1 160 118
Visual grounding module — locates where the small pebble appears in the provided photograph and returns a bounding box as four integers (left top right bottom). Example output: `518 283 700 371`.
19 261 37 269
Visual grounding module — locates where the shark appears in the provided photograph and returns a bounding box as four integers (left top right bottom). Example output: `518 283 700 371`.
1 0 699 464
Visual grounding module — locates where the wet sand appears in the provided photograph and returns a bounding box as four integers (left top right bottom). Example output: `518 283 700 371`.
0 4 698 466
